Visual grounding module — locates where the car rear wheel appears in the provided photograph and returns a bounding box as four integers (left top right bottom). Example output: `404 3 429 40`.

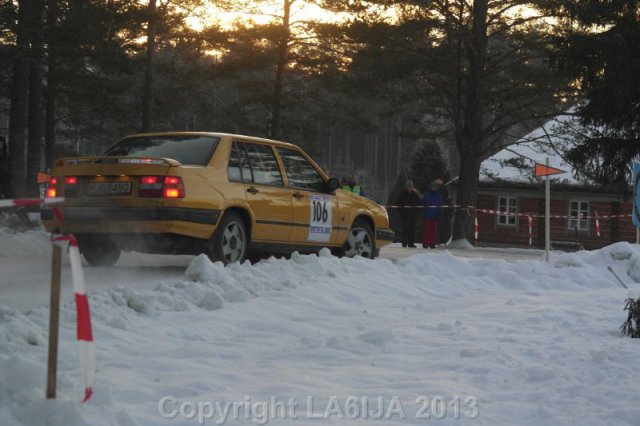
342 219 375 259
207 212 247 264
80 237 121 267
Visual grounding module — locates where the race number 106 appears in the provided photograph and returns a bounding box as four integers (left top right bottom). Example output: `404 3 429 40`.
415 396 479 419
312 200 329 223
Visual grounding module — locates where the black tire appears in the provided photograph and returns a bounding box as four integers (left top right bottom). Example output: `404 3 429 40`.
80 237 121 267
207 211 248 264
338 218 376 259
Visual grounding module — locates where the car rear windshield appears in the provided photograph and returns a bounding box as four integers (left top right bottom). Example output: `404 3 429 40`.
103 135 220 166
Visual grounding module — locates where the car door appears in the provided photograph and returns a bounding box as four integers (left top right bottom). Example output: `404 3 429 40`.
228 141 293 242
275 147 340 245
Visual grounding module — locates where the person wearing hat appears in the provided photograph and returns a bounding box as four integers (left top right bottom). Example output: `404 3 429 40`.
421 178 444 249
396 179 421 247
341 172 365 196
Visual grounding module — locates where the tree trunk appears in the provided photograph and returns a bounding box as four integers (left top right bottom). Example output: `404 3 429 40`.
141 0 157 132
452 151 481 240
8 0 32 198
27 0 45 195
45 0 59 171
451 0 488 242
270 0 291 140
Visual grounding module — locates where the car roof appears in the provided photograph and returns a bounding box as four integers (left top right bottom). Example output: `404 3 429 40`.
121 132 300 150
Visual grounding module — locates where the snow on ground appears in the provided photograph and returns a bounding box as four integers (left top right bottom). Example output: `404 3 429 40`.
382 243 545 263
1 229 640 425
0 229 193 311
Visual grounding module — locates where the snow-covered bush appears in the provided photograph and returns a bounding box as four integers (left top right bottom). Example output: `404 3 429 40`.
621 298 640 338
0 210 39 233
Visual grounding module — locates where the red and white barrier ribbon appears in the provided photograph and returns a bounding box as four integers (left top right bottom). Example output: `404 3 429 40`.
53 235 95 403
528 215 533 246
475 208 630 220
385 204 631 221
474 212 479 247
0 197 64 208
595 211 601 237
386 204 474 210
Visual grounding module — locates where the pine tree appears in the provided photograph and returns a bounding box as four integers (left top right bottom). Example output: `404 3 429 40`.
552 1 640 188
321 0 573 241
7 0 31 197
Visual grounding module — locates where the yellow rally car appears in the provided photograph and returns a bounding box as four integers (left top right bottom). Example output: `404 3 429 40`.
42 132 394 266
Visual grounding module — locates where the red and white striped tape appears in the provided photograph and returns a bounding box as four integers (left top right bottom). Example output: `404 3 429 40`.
385 205 631 221
53 234 94 403
386 204 474 209
474 213 479 247
0 197 64 208
474 208 629 220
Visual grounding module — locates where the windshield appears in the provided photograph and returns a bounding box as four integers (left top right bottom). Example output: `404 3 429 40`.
103 135 220 166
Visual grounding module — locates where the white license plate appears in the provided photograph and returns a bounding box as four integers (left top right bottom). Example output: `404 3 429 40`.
87 182 132 196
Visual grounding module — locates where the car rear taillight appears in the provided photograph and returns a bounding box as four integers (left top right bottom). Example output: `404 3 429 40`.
64 176 81 197
138 176 184 198
163 176 185 198
46 177 57 198
141 176 158 185
139 175 163 197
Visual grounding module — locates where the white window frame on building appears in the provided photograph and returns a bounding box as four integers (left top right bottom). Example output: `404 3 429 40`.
568 200 590 231
497 196 518 226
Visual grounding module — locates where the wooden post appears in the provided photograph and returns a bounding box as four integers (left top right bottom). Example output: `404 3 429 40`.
544 157 551 262
46 243 62 399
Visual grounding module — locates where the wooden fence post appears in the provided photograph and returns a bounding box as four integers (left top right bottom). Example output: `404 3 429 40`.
46 243 62 399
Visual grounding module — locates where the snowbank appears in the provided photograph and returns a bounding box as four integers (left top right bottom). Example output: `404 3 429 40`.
1 240 639 425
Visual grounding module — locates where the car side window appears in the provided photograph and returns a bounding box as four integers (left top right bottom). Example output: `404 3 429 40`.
277 148 324 192
244 143 284 186
228 142 253 183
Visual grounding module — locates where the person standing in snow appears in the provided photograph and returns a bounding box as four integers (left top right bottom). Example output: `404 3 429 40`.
396 180 421 247
421 178 444 249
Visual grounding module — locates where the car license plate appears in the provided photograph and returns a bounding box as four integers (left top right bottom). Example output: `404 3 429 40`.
87 182 132 196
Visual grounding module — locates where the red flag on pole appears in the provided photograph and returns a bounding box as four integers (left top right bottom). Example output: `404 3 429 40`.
37 171 50 184
535 163 566 177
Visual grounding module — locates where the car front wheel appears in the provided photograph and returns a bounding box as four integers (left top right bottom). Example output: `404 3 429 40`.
342 219 375 259
207 212 247 264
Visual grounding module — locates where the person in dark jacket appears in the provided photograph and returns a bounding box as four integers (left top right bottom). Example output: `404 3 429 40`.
396 180 421 247
421 179 444 248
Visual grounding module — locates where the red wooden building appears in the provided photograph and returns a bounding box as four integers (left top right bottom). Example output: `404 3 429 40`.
475 113 636 250
475 182 635 250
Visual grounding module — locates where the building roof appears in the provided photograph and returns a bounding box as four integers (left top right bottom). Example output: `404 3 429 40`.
480 109 587 185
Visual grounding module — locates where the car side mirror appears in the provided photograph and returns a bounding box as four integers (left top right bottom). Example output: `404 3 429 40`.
326 177 340 193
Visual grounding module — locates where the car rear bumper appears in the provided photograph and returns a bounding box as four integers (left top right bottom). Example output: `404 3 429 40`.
42 206 220 239
42 206 221 224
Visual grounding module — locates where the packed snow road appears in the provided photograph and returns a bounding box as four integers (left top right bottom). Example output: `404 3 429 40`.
1 229 639 426
0 230 194 311
0 231 542 312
